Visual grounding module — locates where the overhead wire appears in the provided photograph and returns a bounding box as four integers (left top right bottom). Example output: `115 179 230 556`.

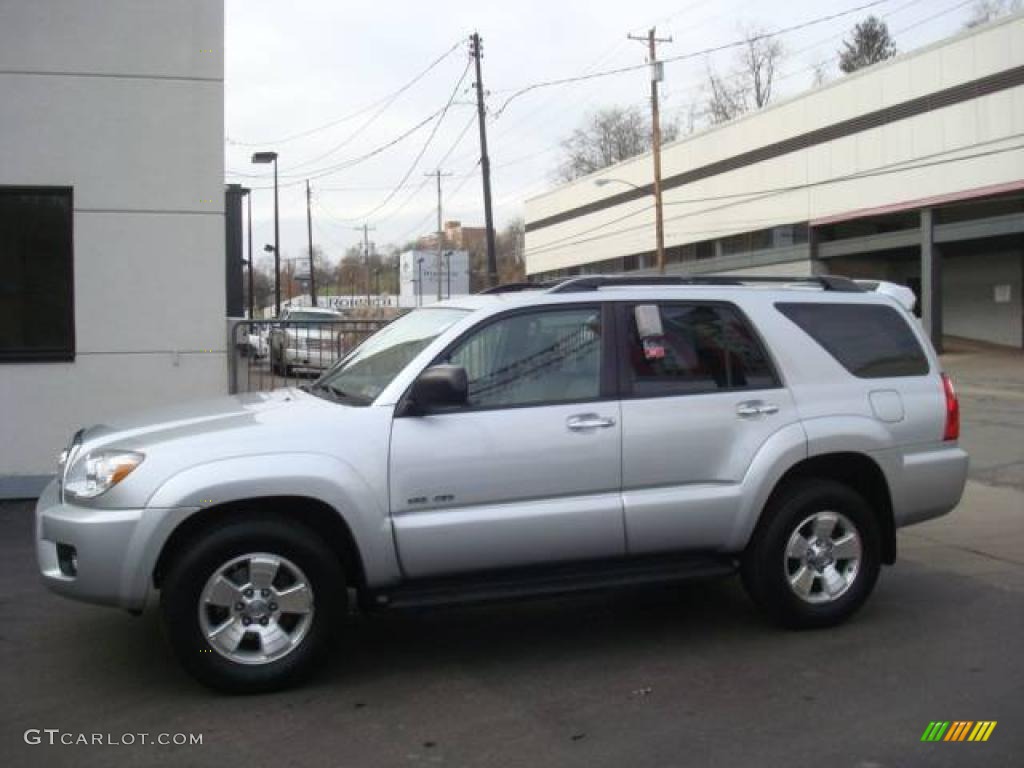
225 38 464 148
492 0 889 118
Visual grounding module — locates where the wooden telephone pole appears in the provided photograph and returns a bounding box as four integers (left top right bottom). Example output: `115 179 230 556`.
628 27 672 273
469 33 498 287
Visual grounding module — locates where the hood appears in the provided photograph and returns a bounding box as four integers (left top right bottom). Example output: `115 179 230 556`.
70 387 366 506
82 388 348 457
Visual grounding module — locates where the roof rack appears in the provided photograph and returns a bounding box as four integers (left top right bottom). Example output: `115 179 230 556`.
479 280 561 294
546 274 864 293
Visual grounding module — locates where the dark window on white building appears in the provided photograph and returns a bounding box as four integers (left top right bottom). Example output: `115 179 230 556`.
0 187 74 361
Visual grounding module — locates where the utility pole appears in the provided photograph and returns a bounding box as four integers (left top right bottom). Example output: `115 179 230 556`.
305 180 317 306
469 32 498 288
628 27 671 273
353 223 376 306
426 170 452 302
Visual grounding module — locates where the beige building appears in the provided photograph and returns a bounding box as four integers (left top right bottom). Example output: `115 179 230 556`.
525 13 1024 350
0 1 225 495
419 220 487 252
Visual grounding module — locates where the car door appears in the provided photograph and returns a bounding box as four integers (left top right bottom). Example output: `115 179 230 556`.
617 301 798 554
389 304 624 579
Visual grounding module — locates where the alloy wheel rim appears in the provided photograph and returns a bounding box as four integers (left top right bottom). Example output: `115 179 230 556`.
198 552 315 665
784 511 862 604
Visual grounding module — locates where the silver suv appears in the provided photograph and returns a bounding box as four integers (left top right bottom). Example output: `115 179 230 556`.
35 275 968 692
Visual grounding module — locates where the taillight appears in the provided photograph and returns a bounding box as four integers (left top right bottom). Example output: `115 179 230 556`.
941 373 959 441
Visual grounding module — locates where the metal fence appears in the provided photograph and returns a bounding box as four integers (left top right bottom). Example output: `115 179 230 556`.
228 318 392 393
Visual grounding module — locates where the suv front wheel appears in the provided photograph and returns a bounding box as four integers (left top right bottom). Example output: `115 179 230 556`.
160 517 345 693
742 479 881 629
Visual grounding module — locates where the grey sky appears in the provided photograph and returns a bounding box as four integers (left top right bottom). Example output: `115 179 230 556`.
225 0 973 269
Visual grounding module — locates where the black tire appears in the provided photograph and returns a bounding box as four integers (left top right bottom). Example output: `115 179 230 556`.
160 517 345 694
741 479 880 629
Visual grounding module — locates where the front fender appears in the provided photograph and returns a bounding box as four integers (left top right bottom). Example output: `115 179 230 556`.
127 453 400 600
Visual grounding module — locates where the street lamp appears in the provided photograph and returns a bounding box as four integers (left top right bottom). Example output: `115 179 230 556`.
252 151 280 315
416 256 425 307
443 250 454 299
594 176 665 272
594 178 641 190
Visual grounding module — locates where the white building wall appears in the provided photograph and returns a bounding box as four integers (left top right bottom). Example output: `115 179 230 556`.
525 14 1024 275
0 1 225 484
399 250 471 307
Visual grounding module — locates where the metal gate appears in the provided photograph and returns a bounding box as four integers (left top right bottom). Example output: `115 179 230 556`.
228 318 392 393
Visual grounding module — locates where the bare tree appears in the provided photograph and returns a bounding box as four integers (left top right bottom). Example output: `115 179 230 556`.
496 218 526 284
706 68 747 124
556 106 679 182
964 0 1022 27
838 16 897 74
704 26 785 125
811 59 833 88
741 28 783 108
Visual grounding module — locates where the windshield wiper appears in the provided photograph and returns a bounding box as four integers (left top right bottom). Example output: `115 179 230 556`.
308 381 367 404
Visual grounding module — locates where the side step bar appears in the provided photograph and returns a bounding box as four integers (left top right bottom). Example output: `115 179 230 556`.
371 554 737 611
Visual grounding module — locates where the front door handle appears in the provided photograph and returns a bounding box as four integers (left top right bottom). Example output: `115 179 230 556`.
736 401 779 418
566 413 616 431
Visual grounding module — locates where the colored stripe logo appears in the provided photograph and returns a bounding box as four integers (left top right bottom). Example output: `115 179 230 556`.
921 721 997 742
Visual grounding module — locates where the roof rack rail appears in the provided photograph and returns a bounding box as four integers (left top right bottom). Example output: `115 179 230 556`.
479 281 561 294
546 274 864 293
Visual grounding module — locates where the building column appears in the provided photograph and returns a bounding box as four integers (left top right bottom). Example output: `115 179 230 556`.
225 184 247 318
921 207 943 353
808 226 826 275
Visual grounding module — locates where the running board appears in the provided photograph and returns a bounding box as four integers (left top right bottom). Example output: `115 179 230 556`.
372 554 737 611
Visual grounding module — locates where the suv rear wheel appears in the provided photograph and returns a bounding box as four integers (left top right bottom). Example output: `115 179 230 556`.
161 517 345 693
742 479 880 629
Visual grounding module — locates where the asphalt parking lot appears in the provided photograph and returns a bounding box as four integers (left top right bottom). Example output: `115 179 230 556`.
1 340 1021 768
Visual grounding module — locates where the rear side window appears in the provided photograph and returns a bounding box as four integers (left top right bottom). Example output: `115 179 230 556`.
624 303 779 396
776 302 929 378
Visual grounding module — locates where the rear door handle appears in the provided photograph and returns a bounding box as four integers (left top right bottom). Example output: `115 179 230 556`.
736 401 779 418
566 413 616 431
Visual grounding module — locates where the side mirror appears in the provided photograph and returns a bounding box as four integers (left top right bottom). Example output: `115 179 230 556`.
406 365 468 414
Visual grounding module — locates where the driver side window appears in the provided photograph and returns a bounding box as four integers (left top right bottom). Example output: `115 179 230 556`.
445 307 602 409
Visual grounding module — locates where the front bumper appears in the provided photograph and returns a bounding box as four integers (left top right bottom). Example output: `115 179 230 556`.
35 480 159 612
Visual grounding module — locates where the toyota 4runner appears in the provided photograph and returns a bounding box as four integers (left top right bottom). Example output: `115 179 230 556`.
35 275 968 692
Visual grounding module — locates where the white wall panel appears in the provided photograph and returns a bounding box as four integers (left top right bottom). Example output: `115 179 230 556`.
74 212 225 352
0 75 223 213
0 1 222 80
1 353 227 475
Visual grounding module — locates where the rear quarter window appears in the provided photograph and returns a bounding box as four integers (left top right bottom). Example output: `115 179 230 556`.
775 302 929 378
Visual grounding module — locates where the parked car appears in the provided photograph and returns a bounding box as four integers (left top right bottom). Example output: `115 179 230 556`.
36 275 967 693
268 306 344 375
241 327 268 359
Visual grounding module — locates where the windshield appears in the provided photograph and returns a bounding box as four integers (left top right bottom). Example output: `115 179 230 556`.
314 308 469 404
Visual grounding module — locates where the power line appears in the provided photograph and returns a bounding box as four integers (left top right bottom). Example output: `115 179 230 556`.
492 0 889 117
228 106 448 188
524 138 1024 258
226 39 463 147
310 59 472 222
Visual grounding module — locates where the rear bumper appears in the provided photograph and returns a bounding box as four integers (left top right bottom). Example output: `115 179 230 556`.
282 347 338 370
888 444 969 528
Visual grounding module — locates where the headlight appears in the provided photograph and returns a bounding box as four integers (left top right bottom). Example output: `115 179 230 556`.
64 450 145 499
